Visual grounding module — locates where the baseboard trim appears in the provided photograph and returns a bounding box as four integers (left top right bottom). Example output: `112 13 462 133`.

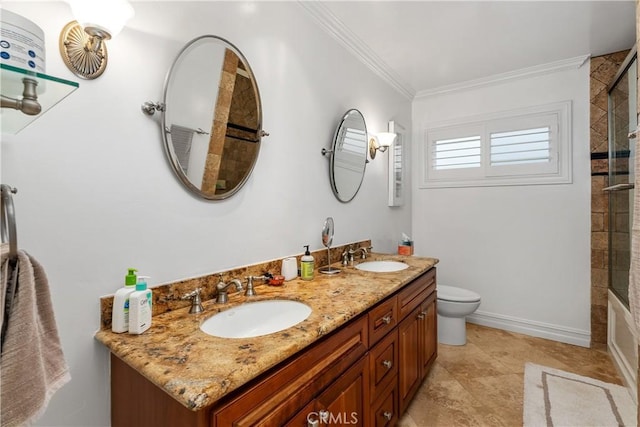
467 310 591 348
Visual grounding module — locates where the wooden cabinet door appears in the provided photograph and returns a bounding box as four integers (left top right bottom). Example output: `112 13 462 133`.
285 355 369 426
420 292 437 376
398 289 437 415
398 304 421 414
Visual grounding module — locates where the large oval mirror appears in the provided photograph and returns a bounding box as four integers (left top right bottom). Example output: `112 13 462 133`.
327 109 368 202
161 35 265 200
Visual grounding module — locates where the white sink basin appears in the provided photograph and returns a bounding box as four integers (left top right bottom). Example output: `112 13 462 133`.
200 299 312 339
355 260 409 273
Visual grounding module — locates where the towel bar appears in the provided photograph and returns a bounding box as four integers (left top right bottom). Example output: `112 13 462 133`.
1 183 19 353
0 184 17 262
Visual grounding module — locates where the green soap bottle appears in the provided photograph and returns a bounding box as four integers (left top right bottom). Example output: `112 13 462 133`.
300 245 315 281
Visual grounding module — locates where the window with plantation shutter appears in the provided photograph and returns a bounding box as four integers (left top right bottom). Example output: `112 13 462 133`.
421 101 571 188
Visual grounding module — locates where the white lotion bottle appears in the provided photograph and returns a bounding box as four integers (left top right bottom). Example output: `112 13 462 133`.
112 268 138 333
128 276 152 334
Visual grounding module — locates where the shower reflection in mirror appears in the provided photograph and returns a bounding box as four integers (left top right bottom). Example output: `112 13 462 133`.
144 35 267 200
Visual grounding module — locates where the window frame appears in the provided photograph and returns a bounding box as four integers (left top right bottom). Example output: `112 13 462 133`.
420 101 572 188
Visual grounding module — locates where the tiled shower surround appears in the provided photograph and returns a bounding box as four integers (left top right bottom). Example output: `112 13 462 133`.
590 50 630 348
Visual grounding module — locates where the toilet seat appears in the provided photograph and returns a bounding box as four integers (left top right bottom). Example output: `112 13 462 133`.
437 285 481 303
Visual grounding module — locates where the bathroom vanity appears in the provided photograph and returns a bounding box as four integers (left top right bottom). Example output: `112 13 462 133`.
96 254 438 426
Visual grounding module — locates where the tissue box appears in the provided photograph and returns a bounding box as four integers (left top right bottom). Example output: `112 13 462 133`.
398 242 414 256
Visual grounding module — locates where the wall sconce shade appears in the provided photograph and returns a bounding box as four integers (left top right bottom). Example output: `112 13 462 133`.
369 132 397 159
59 0 134 79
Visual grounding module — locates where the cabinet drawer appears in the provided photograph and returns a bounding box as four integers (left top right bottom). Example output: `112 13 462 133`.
369 329 398 402
368 296 397 346
371 379 398 427
284 355 369 427
211 316 368 426
398 268 436 320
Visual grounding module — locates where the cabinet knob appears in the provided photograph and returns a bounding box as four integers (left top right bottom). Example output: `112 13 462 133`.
417 313 425 320
421 310 428 316
382 359 393 369
383 411 393 421
382 315 392 324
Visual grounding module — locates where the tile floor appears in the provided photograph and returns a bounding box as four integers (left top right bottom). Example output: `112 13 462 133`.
398 323 633 427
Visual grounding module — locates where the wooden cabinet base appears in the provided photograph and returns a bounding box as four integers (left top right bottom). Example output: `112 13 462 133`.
110 268 437 427
111 354 209 427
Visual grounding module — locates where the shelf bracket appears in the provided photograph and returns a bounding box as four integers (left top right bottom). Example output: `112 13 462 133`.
1 78 42 115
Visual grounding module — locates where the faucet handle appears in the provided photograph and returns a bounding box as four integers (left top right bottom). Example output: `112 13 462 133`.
245 276 257 297
341 250 349 266
181 288 204 314
245 275 267 297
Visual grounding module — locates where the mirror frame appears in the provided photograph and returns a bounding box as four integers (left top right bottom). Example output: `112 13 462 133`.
322 216 334 247
160 35 264 200
328 109 368 203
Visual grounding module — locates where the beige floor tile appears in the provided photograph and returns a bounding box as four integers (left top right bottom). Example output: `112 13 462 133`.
401 323 630 427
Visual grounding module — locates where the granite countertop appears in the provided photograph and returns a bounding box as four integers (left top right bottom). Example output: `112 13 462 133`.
94 254 438 411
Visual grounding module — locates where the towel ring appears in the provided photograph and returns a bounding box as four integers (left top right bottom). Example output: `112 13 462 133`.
1 184 18 262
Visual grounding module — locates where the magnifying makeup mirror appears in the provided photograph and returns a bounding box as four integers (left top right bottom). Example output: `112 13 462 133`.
319 217 340 275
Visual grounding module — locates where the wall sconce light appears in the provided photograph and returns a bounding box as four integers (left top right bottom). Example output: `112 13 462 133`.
59 0 134 80
369 132 397 160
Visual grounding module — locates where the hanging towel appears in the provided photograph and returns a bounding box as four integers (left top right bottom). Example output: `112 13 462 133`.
170 124 195 174
629 135 640 334
0 244 70 426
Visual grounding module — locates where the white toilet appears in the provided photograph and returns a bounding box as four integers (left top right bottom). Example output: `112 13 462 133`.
437 285 481 346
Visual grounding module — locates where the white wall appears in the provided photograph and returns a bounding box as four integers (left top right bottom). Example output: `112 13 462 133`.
0 2 412 425
412 63 591 346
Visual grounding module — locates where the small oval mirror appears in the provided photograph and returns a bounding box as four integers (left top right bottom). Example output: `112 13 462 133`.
161 35 265 200
322 217 334 247
328 109 368 202
319 217 340 275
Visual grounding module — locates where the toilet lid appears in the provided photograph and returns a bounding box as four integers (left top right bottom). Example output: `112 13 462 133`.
437 285 481 303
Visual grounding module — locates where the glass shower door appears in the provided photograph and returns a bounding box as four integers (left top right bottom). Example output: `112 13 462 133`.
607 52 637 308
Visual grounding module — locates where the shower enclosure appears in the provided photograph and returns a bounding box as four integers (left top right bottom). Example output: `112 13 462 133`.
606 46 638 402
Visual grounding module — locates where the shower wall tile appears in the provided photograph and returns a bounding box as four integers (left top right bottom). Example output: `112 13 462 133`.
589 50 629 348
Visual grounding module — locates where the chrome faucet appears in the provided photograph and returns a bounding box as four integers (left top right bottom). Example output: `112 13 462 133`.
216 274 244 304
181 287 204 314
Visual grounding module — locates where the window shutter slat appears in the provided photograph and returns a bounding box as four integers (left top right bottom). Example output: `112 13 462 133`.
490 127 551 166
432 135 481 170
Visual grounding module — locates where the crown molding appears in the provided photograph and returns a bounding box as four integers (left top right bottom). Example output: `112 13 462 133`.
415 54 591 99
298 1 416 100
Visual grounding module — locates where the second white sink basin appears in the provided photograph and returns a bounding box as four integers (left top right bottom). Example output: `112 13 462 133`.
200 299 312 339
355 260 409 273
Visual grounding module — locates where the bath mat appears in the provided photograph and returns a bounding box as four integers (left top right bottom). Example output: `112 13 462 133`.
523 363 636 427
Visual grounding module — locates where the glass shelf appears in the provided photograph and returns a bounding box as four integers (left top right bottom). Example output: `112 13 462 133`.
1 64 79 134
